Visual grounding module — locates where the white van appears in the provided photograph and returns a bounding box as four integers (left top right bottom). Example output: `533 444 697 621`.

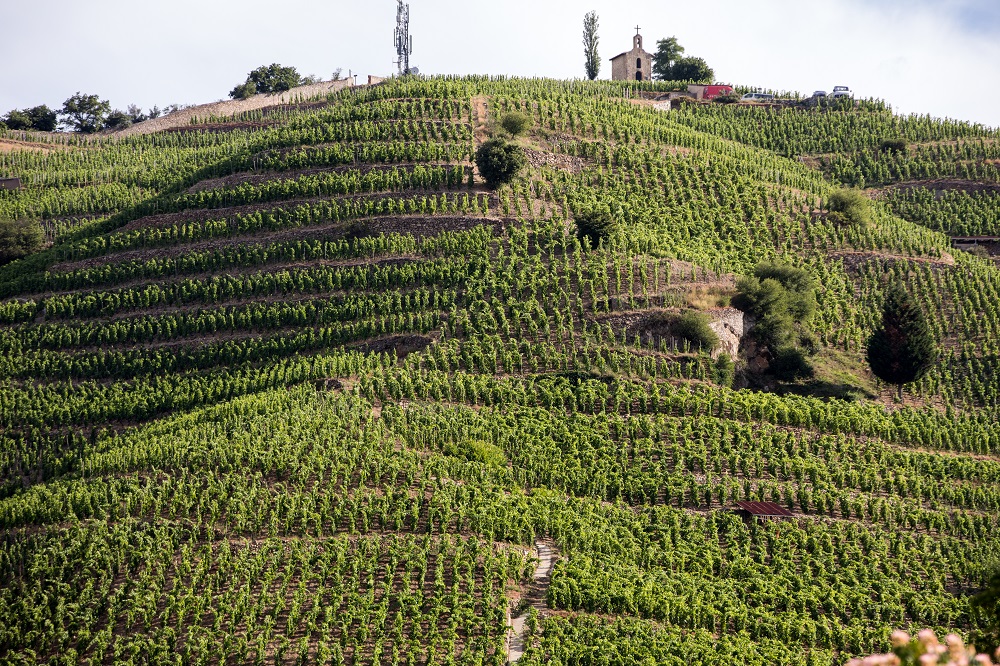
741 92 774 102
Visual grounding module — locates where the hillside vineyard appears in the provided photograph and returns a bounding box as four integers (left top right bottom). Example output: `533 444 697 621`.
2 77 1000 666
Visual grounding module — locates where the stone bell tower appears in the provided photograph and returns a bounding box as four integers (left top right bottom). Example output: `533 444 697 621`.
610 27 653 81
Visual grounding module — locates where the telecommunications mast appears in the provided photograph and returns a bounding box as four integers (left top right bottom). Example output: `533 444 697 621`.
394 0 414 76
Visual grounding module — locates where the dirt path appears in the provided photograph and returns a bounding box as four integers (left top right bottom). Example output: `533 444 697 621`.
471 96 490 146
507 539 556 664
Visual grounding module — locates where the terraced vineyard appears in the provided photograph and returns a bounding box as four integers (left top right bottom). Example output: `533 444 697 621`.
2 77 1000 665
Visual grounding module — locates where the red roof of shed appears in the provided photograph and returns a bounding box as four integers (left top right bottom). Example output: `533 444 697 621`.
732 501 795 517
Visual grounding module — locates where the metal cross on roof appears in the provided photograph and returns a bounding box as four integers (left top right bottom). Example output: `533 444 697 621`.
635 25 641 35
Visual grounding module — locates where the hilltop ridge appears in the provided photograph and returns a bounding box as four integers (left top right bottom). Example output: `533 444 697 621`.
109 78 358 138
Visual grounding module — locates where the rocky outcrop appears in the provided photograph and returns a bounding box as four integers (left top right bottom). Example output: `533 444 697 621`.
707 307 745 359
597 307 748 359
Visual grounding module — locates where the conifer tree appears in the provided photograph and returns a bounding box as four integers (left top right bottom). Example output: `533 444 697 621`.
867 283 937 398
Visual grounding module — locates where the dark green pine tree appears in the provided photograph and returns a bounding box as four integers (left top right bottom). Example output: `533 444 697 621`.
866 283 937 398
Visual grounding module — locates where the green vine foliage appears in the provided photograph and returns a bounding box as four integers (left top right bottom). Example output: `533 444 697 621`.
0 76 999 665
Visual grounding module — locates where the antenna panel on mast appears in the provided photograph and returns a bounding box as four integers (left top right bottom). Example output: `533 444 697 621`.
394 0 414 76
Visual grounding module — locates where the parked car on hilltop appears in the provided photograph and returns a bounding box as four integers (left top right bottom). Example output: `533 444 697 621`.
741 92 774 102
831 85 852 99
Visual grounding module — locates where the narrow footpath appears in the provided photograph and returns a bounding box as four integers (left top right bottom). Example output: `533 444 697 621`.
507 540 556 664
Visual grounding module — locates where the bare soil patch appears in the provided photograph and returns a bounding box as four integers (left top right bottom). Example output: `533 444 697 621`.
627 97 660 107
662 145 695 158
164 121 276 134
0 138 61 153
913 138 1000 149
351 214 506 239
831 249 956 271
524 148 587 174
354 334 434 359
799 155 823 170
185 163 467 194
876 179 1000 195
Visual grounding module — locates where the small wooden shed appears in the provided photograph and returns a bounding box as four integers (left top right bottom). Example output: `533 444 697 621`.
731 501 795 522
0 178 22 191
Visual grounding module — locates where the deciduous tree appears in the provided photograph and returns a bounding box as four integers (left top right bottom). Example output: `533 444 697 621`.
499 111 531 136
474 139 525 189
573 202 617 248
229 82 257 100
3 105 58 132
653 38 714 82
669 56 714 83
652 37 684 80
733 263 818 379
103 110 132 131
0 219 44 264
828 188 874 226
673 311 720 352
583 11 601 81
249 63 302 93
60 92 110 133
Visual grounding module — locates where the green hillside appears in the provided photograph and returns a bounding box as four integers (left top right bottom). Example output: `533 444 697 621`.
2 77 1000 666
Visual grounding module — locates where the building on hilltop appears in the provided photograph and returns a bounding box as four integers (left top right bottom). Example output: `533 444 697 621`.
610 29 653 81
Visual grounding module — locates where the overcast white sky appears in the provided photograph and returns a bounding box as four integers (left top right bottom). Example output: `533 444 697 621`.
1 0 999 128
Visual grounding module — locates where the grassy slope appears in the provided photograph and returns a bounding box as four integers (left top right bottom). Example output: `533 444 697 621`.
1 78 999 665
